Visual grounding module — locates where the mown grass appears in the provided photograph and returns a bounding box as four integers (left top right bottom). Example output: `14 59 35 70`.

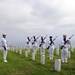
0 48 75 75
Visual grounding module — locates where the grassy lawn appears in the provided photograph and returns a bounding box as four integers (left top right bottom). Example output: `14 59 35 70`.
0 48 75 75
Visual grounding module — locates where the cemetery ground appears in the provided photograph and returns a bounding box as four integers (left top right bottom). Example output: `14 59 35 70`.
0 48 75 75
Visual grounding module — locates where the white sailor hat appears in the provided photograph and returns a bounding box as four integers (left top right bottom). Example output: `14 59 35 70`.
2 33 6 35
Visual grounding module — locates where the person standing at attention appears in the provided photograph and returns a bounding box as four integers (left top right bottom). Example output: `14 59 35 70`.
1 33 8 62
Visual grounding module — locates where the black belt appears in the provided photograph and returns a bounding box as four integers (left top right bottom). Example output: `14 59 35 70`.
63 47 67 48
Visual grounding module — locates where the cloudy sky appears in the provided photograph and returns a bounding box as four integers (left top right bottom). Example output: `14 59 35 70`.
0 0 75 46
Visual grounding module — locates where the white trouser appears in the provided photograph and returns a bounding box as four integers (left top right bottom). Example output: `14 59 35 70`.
26 44 31 52
2 48 7 60
32 44 37 53
40 47 45 55
61 48 68 61
49 46 54 58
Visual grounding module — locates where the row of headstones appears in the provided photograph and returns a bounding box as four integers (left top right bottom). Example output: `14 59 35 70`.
10 47 46 63
10 46 75 72
9 45 75 54
10 45 75 59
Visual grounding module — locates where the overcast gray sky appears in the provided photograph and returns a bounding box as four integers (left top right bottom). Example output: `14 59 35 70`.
0 0 75 46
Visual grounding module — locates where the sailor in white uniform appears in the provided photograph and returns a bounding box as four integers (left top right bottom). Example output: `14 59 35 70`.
1 33 8 62
39 36 46 55
59 35 71 63
47 36 54 60
31 36 38 54
26 36 31 52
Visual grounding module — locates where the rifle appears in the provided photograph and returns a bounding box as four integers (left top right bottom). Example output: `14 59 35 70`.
39 35 47 47
60 34 74 49
32 36 40 44
27 37 32 44
36 36 40 39
3 46 6 50
43 35 47 40
47 36 58 49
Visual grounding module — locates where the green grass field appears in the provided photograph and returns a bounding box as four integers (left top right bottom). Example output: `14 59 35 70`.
0 48 75 75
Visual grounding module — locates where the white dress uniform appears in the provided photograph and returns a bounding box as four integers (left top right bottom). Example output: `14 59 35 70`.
47 41 54 59
59 40 69 63
31 38 38 54
39 40 46 55
1 37 8 62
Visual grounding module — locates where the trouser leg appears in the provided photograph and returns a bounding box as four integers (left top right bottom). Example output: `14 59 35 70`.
3 50 7 60
49 48 54 59
64 49 68 62
61 50 65 62
40 47 45 55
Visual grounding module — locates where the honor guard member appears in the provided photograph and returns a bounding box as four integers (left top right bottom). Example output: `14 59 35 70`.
39 36 46 55
47 36 54 60
59 35 71 63
26 36 31 52
31 36 38 54
1 33 8 62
